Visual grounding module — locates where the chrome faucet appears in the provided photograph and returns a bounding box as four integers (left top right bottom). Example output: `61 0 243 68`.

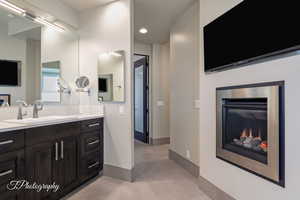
33 100 44 118
17 100 28 120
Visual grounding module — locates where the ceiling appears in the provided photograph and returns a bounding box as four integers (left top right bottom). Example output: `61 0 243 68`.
62 0 195 44
135 0 195 44
61 0 116 12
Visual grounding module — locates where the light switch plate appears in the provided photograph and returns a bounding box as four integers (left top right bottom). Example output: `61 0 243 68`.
157 101 165 107
194 100 200 109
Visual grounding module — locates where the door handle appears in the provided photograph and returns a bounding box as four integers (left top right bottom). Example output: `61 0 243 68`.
55 142 58 161
0 169 13 177
88 162 100 169
0 140 14 146
61 141 64 160
88 123 100 128
88 140 100 146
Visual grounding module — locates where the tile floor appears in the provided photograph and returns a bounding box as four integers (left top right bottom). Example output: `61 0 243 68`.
67 141 211 200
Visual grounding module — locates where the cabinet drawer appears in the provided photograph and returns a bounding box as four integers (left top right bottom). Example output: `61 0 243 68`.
80 151 102 180
80 118 103 133
80 131 102 156
55 122 80 138
25 126 54 146
0 132 24 154
0 150 24 200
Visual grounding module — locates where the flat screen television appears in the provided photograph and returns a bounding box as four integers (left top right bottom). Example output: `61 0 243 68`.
204 1 300 72
0 60 21 86
98 78 108 92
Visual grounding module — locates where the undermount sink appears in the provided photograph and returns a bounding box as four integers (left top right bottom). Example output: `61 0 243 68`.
4 116 77 125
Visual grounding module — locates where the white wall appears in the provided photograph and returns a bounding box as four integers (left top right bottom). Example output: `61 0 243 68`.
199 0 299 199
26 39 41 104
0 21 27 105
170 1 200 165
79 0 133 170
152 42 170 139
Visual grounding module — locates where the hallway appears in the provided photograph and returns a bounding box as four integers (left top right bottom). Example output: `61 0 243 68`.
68 142 211 200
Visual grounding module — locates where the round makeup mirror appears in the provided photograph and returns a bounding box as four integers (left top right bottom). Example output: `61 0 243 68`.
75 76 90 89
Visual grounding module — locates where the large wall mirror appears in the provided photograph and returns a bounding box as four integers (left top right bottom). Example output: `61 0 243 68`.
0 6 79 107
98 50 125 102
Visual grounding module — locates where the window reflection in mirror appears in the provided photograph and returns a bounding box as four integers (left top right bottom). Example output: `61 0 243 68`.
98 51 125 102
41 61 60 103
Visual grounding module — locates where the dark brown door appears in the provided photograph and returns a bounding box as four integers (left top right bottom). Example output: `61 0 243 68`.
134 56 149 143
54 136 78 196
25 142 55 200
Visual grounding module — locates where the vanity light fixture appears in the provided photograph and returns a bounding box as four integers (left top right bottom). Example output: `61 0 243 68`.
34 17 65 32
0 0 25 15
139 27 148 34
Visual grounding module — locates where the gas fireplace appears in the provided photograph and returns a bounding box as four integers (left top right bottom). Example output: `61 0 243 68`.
216 82 285 187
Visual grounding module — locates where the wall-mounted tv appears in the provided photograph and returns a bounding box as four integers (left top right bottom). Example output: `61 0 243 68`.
0 60 21 86
204 1 300 72
98 78 108 92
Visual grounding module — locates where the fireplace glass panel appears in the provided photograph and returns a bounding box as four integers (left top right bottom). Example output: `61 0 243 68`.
222 98 268 164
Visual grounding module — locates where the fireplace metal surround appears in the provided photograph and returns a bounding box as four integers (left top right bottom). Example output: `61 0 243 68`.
216 81 285 187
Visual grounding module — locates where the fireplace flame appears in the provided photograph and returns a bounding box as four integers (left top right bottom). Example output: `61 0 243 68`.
235 128 267 152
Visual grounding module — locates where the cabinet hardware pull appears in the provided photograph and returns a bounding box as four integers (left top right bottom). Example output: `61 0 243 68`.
61 141 64 160
88 162 100 169
55 142 58 161
88 123 100 128
0 140 14 146
88 140 100 145
0 169 13 177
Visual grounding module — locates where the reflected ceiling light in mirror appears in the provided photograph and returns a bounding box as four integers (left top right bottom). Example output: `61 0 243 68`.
139 28 148 34
34 17 65 32
110 52 122 57
99 52 110 60
0 0 25 15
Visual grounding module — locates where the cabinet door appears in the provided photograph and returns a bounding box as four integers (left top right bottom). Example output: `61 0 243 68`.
54 136 78 196
25 142 56 200
0 150 24 200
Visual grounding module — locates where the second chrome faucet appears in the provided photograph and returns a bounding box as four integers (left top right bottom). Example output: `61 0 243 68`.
33 100 44 118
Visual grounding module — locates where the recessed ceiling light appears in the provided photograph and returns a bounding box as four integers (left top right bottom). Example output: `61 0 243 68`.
139 28 148 34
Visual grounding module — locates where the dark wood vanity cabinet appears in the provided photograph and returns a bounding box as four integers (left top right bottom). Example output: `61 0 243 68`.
0 118 104 200
0 131 25 200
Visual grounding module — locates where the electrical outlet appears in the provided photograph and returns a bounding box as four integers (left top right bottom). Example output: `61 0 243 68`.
119 105 125 114
186 150 191 159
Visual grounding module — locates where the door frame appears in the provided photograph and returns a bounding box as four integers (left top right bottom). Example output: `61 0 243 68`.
134 54 150 143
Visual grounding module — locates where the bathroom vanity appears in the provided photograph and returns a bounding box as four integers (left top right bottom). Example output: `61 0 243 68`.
0 116 104 200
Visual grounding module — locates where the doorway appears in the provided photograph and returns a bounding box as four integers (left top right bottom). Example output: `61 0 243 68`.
134 54 149 143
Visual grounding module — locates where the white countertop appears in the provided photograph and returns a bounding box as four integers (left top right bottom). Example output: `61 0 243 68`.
0 114 104 133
